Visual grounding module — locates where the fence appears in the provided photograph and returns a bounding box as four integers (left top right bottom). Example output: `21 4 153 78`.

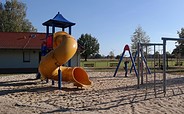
80 58 184 68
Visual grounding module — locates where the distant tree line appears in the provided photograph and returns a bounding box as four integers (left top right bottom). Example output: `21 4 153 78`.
78 26 184 61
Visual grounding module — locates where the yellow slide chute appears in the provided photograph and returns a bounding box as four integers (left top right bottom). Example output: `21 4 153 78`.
39 31 92 88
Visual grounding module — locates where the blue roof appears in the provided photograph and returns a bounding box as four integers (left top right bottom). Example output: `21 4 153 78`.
42 12 75 28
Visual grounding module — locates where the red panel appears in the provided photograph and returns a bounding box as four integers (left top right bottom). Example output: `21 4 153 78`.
46 35 52 48
124 44 130 51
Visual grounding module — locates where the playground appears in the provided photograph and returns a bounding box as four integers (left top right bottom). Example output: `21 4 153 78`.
0 71 184 113
1 12 184 113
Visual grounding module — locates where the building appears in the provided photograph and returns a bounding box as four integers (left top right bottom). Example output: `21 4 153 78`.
0 32 81 73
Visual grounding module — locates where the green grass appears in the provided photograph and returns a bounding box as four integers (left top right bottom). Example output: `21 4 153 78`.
81 59 123 68
80 58 184 74
81 58 184 68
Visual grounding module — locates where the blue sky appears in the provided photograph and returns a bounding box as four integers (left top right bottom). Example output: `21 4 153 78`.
6 0 184 55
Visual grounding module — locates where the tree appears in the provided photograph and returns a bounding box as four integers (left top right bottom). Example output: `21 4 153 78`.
115 54 121 59
77 34 100 61
177 28 184 43
172 28 184 57
154 51 160 58
94 53 102 59
0 0 36 32
109 50 115 59
131 26 150 53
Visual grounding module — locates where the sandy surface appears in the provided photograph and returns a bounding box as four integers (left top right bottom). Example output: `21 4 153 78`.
0 71 184 114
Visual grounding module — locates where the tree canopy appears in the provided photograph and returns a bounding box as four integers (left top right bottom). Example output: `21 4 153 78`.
0 0 36 32
77 34 99 61
131 26 150 53
109 50 115 59
172 28 184 57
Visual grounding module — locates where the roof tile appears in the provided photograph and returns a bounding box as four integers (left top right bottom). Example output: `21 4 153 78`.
0 32 46 49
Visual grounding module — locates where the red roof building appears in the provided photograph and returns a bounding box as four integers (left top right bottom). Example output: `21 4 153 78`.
0 32 46 50
0 32 81 73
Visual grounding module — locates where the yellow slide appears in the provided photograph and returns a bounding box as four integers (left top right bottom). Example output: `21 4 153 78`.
38 31 92 88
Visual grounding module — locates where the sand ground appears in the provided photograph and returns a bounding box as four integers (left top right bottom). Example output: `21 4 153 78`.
0 71 184 114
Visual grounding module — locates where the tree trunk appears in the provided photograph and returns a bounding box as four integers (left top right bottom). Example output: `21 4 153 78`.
85 56 87 61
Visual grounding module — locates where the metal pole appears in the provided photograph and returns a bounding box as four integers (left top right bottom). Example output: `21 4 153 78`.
141 45 144 85
137 42 140 89
145 45 148 91
130 51 137 73
154 45 156 97
163 39 166 94
68 26 72 67
51 24 55 85
52 80 54 85
113 50 125 77
129 51 138 77
52 24 55 49
58 67 62 89
69 26 71 35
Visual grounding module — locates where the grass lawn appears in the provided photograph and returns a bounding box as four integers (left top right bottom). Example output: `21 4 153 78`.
80 58 184 74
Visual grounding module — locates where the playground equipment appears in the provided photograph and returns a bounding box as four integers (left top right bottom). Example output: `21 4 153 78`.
128 42 152 89
139 43 164 80
38 12 92 88
129 45 151 75
113 44 138 77
162 37 184 93
139 42 163 97
140 38 184 95
39 31 92 88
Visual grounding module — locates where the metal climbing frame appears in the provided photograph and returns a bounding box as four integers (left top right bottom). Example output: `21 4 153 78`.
162 37 184 94
131 42 163 90
140 43 163 96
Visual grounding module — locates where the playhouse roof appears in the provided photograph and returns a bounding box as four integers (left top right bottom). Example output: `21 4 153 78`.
0 32 83 51
42 12 75 28
0 32 45 49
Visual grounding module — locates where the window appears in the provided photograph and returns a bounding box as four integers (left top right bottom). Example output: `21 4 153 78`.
23 51 30 62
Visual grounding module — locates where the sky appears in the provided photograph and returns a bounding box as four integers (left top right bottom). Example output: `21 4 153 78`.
2 0 184 56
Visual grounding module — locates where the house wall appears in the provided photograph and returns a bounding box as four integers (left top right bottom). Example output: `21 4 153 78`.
0 49 80 73
0 49 40 68
70 51 80 67
0 49 40 73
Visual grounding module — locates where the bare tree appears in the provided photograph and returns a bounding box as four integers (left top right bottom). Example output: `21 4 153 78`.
131 26 150 53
